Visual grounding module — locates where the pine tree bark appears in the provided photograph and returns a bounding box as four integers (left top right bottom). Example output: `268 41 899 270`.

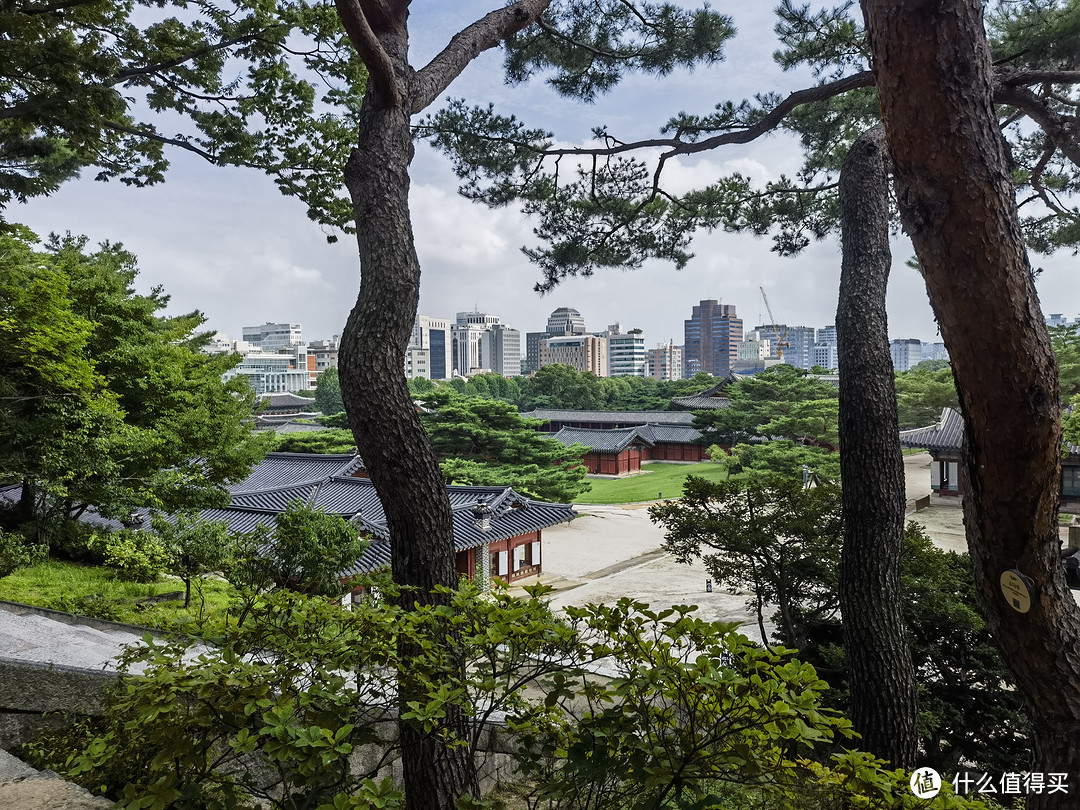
836 125 919 769
332 3 551 807
862 1 1080 798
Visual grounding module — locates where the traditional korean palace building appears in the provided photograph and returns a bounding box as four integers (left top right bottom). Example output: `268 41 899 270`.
899 407 1080 503
521 409 706 475
8 453 575 587
551 425 706 474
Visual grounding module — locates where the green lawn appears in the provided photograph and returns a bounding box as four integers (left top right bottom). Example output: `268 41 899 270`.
575 462 729 504
0 559 235 634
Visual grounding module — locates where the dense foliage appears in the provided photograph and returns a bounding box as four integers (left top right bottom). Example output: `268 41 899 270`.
894 360 959 429
651 475 843 649
694 365 841 481
27 582 993 810
652 476 1029 779
0 228 269 539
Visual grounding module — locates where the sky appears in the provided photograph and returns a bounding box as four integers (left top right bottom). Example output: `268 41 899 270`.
11 3 1079 350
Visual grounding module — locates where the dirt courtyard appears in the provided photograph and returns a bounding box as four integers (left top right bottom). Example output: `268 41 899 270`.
515 453 1063 640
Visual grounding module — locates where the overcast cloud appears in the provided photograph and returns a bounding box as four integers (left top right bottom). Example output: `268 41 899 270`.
12 3 1078 350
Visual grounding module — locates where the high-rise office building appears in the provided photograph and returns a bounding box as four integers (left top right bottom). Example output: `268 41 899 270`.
607 330 647 377
409 315 452 380
527 307 589 374
646 341 683 381
484 324 521 377
546 307 586 336
539 335 607 376
684 300 742 378
890 338 923 371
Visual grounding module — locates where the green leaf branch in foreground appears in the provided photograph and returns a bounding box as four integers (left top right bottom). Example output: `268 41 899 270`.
28 583 995 810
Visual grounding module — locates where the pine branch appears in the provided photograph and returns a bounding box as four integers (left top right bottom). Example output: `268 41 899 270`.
995 82 1080 169
412 0 551 113
333 0 401 108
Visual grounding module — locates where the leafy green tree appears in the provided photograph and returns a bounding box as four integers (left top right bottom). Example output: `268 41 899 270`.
720 439 842 482
650 475 843 650
227 502 366 603
894 362 959 428
694 365 838 448
0 0 366 230
274 428 356 455
0 229 270 533
0 229 127 532
801 524 1029 776
1051 324 1080 401
150 511 230 611
419 389 590 503
314 367 345 415
518 364 606 411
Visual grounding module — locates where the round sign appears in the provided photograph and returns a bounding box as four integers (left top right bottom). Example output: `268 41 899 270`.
1000 569 1034 614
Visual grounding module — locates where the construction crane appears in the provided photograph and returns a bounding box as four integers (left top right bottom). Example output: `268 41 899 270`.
759 286 790 362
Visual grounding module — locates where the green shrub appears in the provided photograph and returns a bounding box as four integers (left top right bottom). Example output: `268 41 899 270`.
97 531 169 583
49 520 109 565
0 528 46 578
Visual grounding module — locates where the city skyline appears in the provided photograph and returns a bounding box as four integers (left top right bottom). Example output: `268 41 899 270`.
10 3 1079 355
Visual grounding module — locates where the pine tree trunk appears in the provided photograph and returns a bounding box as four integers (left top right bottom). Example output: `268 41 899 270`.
862 1 1080 798
338 36 479 810
836 125 919 769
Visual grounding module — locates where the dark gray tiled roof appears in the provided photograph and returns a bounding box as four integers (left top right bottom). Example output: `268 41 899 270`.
522 409 695 426
552 423 703 453
230 453 358 493
898 408 965 453
670 394 731 411
258 392 320 411
552 426 653 453
638 424 704 444
34 451 576 579
900 407 1080 460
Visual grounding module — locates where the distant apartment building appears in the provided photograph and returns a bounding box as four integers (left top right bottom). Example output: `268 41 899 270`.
890 338 923 371
408 315 452 380
242 322 303 351
684 300 742 378
811 343 839 370
539 334 607 376
1046 313 1080 327
751 323 816 369
222 345 315 394
607 329 647 377
647 341 683 381
208 325 315 393
308 336 339 373
921 342 950 362
405 347 431 380
485 323 521 377
811 324 838 371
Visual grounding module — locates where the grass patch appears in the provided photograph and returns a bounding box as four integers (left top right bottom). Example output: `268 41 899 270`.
0 559 235 635
1060 513 1076 525
902 447 928 456
575 461 729 504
